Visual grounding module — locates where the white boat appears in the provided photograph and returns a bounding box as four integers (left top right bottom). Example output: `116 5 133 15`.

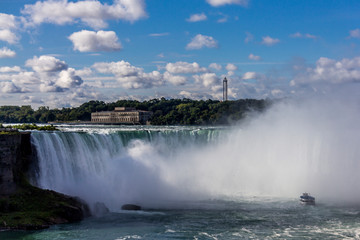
300 193 315 205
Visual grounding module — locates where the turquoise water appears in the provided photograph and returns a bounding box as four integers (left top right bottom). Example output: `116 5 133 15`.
2 199 360 239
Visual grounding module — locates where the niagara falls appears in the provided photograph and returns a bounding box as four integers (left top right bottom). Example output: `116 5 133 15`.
2 0 360 239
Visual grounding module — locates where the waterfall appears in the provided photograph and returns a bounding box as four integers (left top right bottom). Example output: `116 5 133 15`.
30 96 360 210
30 128 224 210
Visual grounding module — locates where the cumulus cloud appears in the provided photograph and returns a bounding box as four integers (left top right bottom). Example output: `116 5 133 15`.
349 29 360 39
186 34 218 50
92 60 164 89
261 36 280 46
68 30 122 52
56 68 83 88
291 57 360 85
0 66 21 73
163 72 187 85
22 0 147 29
22 55 83 92
0 13 19 44
0 47 16 58
226 63 238 71
11 71 39 85
209 63 222 71
0 82 24 93
243 71 260 80
248 53 261 61
206 0 249 7
166 61 207 74
0 13 17 30
187 13 207 22
26 55 68 72
0 29 19 44
76 67 93 77
21 95 44 105
193 73 219 87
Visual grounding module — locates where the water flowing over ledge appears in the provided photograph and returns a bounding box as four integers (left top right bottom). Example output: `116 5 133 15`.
30 99 360 211
30 126 227 211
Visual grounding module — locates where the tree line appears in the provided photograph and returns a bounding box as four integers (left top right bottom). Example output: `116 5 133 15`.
0 98 270 125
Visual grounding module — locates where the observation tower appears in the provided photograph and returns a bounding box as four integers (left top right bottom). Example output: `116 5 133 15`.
223 77 228 101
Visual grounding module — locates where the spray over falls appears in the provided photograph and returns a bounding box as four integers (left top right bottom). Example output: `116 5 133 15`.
30 97 360 210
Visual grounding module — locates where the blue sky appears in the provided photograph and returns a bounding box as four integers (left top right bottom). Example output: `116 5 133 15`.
0 0 360 108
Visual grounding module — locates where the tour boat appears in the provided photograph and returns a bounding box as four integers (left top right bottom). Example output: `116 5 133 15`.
300 193 315 205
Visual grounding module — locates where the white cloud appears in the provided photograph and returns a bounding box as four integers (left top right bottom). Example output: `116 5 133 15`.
21 95 44 105
0 13 19 44
39 84 63 93
148 32 169 37
0 29 19 44
0 66 21 73
0 47 16 58
0 13 17 30
166 61 207 74
243 72 259 80
22 55 83 92
11 71 39 85
26 55 68 72
163 72 187 85
93 61 141 77
290 32 318 39
56 68 83 89
248 53 261 61
292 57 360 85
68 30 122 52
209 63 222 71
226 63 238 71
193 73 219 87
76 67 93 77
261 36 280 46
22 0 147 29
0 82 24 93
179 90 193 98
92 60 164 89
186 34 218 50
187 13 207 22
349 29 360 39
206 0 249 7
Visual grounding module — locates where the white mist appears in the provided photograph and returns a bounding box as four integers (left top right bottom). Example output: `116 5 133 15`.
31 93 360 209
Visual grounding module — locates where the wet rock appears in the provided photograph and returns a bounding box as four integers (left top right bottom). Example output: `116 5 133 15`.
121 204 142 211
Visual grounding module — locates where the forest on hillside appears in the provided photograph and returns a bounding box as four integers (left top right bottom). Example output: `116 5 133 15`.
0 98 270 125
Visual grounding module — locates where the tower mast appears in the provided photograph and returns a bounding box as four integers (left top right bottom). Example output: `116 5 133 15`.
223 77 228 101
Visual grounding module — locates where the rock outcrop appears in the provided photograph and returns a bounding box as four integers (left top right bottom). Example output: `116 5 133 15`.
0 132 32 196
0 131 91 230
121 204 142 211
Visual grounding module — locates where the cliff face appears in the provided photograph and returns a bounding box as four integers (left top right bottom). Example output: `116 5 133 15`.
0 132 32 196
0 131 91 230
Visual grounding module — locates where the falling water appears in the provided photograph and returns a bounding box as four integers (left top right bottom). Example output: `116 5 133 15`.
30 96 360 212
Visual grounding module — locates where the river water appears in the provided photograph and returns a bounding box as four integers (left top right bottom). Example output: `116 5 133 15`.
2 97 360 239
